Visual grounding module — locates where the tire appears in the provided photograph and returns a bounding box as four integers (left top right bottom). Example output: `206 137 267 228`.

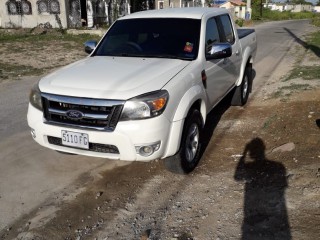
231 65 252 106
164 108 203 174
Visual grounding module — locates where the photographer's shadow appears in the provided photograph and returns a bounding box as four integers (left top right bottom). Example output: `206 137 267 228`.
234 138 291 240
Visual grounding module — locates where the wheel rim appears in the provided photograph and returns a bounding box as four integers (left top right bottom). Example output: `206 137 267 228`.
185 123 199 162
242 76 249 100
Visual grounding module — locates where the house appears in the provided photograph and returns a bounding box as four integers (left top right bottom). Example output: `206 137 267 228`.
219 0 247 19
154 0 204 9
291 4 313 13
154 0 250 19
314 6 320 13
1 0 68 28
0 0 130 29
264 3 313 13
264 3 285 12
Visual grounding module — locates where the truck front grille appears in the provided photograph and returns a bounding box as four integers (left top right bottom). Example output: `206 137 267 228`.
47 136 119 154
42 93 125 131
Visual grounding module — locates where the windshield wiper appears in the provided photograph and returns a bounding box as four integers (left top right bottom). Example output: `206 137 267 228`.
155 54 194 60
100 53 194 60
103 53 152 58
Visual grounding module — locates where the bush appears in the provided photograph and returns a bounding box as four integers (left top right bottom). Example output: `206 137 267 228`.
311 15 320 27
252 7 318 21
235 18 245 27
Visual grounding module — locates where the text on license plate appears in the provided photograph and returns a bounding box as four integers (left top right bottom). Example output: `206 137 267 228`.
61 130 89 149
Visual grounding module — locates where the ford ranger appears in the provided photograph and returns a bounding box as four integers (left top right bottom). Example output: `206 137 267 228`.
28 7 257 173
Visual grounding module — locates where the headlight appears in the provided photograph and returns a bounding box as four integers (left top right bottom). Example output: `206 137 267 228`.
120 90 169 121
29 83 43 111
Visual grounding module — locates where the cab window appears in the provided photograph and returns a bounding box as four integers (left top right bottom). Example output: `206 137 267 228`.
205 18 220 53
218 14 235 44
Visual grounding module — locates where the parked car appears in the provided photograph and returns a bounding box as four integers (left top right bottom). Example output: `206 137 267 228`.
28 7 257 173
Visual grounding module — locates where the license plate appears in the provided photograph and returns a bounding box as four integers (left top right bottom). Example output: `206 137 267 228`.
61 130 89 149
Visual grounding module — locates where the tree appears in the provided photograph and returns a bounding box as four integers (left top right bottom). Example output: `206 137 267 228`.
290 0 313 5
251 0 264 18
130 0 154 13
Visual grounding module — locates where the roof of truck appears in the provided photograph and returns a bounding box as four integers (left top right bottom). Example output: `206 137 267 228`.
120 7 229 20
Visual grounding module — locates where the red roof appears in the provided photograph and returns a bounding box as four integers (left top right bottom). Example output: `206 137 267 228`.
227 0 247 6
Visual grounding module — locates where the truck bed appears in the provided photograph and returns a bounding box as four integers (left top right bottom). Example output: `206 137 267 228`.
237 29 255 39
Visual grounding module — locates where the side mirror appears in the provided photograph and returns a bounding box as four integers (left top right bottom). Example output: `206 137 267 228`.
206 43 232 60
84 40 97 54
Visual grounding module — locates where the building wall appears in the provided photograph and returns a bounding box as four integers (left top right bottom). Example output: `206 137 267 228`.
0 0 68 28
314 6 320 13
220 2 246 19
264 3 313 13
291 4 313 13
155 0 202 10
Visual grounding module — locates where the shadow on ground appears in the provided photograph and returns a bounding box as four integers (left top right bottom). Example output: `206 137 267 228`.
284 27 320 58
234 138 292 240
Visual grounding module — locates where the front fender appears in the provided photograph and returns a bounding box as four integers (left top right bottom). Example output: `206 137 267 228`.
172 85 207 122
163 85 207 158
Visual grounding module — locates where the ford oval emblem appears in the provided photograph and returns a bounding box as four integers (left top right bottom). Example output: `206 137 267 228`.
66 110 84 120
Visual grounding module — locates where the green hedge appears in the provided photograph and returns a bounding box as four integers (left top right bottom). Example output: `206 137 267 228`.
252 7 318 21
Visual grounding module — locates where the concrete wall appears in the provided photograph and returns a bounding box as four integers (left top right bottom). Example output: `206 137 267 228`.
155 0 202 10
264 3 313 13
314 6 320 13
0 0 68 28
220 2 246 19
291 4 313 13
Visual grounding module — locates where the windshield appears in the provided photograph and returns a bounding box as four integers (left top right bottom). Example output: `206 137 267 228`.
94 18 201 60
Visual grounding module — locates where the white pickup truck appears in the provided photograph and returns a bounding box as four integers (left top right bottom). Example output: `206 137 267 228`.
28 8 257 173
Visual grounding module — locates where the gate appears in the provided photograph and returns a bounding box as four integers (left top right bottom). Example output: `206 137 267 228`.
68 0 82 28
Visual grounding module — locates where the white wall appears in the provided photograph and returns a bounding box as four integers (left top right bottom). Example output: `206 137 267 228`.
0 0 68 28
314 6 320 13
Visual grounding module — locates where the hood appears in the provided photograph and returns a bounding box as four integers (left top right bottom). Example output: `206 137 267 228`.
39 56 190 100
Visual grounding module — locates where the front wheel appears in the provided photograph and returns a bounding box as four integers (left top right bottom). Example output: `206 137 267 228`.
164 109 203 174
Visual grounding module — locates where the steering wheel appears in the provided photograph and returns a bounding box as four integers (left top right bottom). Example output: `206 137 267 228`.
124 41 143 52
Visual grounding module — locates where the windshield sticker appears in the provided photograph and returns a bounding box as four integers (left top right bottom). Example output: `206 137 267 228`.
184 42 194 53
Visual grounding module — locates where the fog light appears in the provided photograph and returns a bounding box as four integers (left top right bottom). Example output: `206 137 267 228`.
135 141 161 157
31 129 36 139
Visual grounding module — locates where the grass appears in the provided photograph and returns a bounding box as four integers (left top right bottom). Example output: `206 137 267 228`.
0 29 100 45
252 8 318 21
305 31 320 57
0 29 101 80
0 62 48 80
280 83 312 91
272 84 313 99
262 114 278 129
284 31 320 81
311 15 320 27
285 66 320 81
272 24 320 99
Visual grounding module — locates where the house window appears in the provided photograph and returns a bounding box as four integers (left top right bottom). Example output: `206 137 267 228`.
6 0 32 15
37 0 60 14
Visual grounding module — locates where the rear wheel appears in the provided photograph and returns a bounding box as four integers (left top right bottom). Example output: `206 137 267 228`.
164 108 203 174
231 65 252 106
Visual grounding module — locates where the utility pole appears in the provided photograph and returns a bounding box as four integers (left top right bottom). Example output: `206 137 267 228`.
246 0 252 20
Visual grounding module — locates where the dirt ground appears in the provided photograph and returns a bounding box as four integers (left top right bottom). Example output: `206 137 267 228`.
0 28 319 240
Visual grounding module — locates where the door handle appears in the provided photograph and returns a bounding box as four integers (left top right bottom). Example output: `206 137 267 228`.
235 50 240 56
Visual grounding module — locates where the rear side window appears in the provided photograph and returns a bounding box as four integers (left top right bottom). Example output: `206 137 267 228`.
219 15 235 44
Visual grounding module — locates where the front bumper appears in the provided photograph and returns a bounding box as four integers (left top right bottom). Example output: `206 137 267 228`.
27 103 174 161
